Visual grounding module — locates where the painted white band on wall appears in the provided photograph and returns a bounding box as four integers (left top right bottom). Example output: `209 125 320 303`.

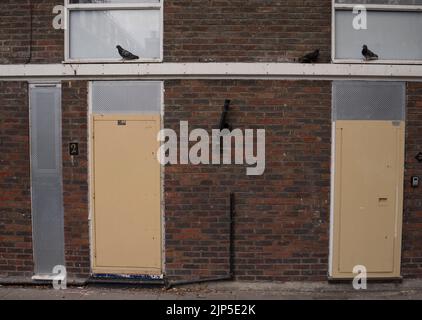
1 63 422 81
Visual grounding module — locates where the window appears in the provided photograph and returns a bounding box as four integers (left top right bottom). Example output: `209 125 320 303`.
65 0 163 62
333 0 422 63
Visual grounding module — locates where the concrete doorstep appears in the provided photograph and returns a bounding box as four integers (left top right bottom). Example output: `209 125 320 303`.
1 280 422 300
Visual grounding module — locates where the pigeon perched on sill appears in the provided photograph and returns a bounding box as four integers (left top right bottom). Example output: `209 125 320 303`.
298 49 320 63
362 45 378 61
116 45 139 60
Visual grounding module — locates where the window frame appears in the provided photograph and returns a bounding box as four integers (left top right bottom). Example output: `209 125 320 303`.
64 0 164 63
332 1 422 64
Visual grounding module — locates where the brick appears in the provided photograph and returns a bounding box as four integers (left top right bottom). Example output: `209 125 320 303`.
0 81 33 277
61 81 90 278
164 79 331 281
0 1 63 64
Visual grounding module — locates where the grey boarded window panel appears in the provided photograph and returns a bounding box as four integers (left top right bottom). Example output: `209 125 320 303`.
332 81 405 121
335 10 422 60
33 93 57 170
30 85 65 275
92 81 161 114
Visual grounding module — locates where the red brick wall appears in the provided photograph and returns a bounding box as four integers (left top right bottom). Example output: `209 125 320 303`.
164 0 331 63
164 80 422 281
0 0 64 64
0 1 31 63
1 79 422 281
1 1 331 64
62 81 90 279
0 81 33 278
402 82 422 278
164 80 332 281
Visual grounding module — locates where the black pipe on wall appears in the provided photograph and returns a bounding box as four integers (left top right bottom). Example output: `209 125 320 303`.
165 193 236 289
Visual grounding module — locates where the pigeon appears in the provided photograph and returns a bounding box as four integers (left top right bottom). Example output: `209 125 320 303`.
116 45 139 60
362 45 378 61
298 49 320 63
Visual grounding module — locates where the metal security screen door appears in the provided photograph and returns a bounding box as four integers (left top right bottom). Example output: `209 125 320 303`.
330 81 405 279
91 81 162 275
29 84 65 276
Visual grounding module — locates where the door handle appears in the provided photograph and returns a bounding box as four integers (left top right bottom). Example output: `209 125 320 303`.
378 197 388 207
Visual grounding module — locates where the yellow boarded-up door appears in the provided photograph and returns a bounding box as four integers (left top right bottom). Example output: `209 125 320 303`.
92 115 161 275
331 120 404 278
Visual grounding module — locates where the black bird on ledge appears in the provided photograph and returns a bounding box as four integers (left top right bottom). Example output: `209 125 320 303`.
298 49 320 63
116 45 139 60
362 45 379 61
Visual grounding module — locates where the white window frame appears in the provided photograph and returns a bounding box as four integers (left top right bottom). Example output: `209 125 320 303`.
64 0 164 63
332 0 422 64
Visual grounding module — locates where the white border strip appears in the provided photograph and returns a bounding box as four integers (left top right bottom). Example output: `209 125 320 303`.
2 63 422 80
328 121 336 277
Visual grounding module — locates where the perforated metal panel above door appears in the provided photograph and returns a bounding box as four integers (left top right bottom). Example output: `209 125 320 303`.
332 81 405 121
91 81 162 114
29 84 65 276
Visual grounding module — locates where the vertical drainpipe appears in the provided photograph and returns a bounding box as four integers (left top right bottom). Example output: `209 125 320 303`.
165 193 236 289
25 0 33 64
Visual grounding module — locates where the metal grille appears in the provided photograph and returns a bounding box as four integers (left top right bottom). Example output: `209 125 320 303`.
92 81 162 114
30 85 65 275
332 81 405 121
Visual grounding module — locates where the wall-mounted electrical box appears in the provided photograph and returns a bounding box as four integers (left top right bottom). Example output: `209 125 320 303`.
412 176 419 188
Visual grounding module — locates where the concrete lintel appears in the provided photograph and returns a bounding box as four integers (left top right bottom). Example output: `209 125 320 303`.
0 63 422 81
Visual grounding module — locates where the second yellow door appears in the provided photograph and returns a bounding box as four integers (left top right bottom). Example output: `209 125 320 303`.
92 115 161 275
331 120 404 278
